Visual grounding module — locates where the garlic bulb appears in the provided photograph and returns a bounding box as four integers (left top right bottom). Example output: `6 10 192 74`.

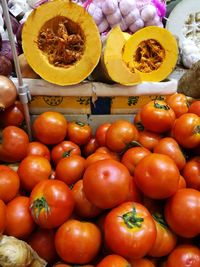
119 0 137 16
106 9 122 25
141 5 157 22
124 9 140 27
181 38 200 68
101 0 118 15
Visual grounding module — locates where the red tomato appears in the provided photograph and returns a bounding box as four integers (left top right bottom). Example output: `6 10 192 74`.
121 147 151 175
30 179 74 229
140 100 176 133
54 264 94 267
0 199 6 234
55 219 101 264
0 101 24 128
182 157 200 190
126 176 142 203
178 175 186 189
165 93 189 118
28 228 57 264
104 201 156 259
83 159 131 209
17 156 52 191
106 120 139 153
164 188 200 238
96 254 131 267
51 141 81 165
133 112 144 131
72 180 103 219
166 245 200 267
83 137 99 157
153 137 186 170
138 130 161 151
130 258 156 267
33 111 67 145
172 113 200 149
95 122 111 146
148 213 177 257
0 126 29 162
188 100 200 116
134 153 180 199
55 155 86 185
85 152 114 168
67 121 92 146
26 142 51 161
95 147 120 161
0 165 20 202
5 196 35 239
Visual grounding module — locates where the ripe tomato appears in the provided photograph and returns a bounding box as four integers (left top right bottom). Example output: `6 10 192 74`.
0 101 24 128
0 165 20 202
172 113 200 148
67 121 92 146
106 120 139 153
148 213 177 257
17 156 52 191
133 112 144 131
96 254 131 267
55 155 86 185
140 100 176 133
85 152 114 168
51 141 81 165
166 245 200 267
95 147 120 161
134 153 180 199
72 180 103 219
0 126 29 162
182 157 200 190
104 201 156 259
83 159 131 209
130 258 156 267
126 176 142 203
5 196 35 239
188 100 200 116
153 137 186 170
33 111 67 145
26 142 51 161
138 130 161 151
30 179 74 229
178 175 186 189
53 264 94 267
28 228 57 264
0 199 6 234
55 219 101 264
121 147 151 175
165 93 189 118
83 137 99 157
95 122 111 146
164 188 200 238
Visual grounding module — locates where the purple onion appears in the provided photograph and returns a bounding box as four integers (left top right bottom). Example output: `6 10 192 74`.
3 15 20 35
0 40 21 62
0 55 13 76
0 34 2 50
16 23 24 49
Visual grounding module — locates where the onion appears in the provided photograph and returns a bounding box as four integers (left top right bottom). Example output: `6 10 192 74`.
0 75 17 111
3 15 20 35
0 55 13 77
0 40 21 62
16 23 24 49
0 34 2 50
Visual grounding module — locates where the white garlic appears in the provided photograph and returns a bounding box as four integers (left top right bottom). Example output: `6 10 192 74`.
101 0 118 15
129 19 144 32
119 0 136 16
141 5 157 22
124 8 140 27
98 18 109 33
106 9 122 25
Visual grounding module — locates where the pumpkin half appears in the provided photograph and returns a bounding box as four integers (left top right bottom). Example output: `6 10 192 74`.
22 0 101 85
92 26 141 85
122 26 178 82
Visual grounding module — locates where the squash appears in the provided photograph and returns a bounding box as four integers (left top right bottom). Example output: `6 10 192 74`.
92 26 141 85
122 26 178 82
22 0 101 86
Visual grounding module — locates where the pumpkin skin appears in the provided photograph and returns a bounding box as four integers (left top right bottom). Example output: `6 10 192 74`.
122 26 178 82
92 26 141 86
22 0 101 86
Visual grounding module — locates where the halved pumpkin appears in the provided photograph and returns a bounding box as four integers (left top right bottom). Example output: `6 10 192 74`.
122 26 178 82
92 26 141 86
22 0 101 86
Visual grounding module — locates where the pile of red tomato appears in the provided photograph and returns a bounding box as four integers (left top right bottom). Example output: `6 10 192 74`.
0 94 200 267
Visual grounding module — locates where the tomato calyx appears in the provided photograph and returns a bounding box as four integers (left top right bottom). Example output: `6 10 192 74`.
135 121 144 131
120 141 142 156
153 213 168 229
30 196 51 219
75 121 86 127
194 125 200 135
121 207 144 229
154 102 170 110
62 148 75 158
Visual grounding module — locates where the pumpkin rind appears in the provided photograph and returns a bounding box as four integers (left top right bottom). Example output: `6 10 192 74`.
122 26 178 82
22 0 101 86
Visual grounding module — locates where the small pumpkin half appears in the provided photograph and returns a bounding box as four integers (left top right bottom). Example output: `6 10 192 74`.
22 0 101 85
92 26 141 86
122 26 178 82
